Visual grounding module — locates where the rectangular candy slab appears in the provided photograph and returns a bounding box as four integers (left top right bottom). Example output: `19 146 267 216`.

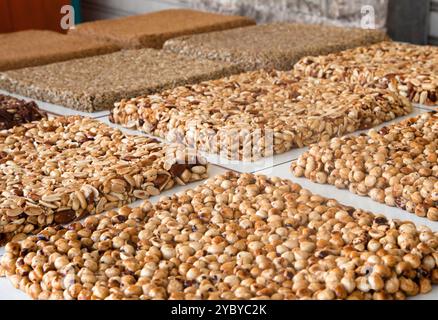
294 41 438 106
1 172 437 300
292 112 438 221
0 116 208 244
69 9 256 49
0 93 47 130
0 49 239 112
0 30 120 72
164 23 388 72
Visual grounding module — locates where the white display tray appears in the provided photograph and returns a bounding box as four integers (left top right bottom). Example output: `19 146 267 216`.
0 89 110 118
99 107 427 173
256 162 438 300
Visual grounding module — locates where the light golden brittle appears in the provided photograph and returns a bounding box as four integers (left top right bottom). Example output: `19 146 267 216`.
294 41 438 106
1 172 437 300
0 116 208 244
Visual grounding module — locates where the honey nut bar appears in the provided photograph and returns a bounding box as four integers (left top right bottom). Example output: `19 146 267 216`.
0 94 47 130
110 70 412 161
69 9 255 49
0 30 120 72
164 23 388 72
291 112 438 221
0 116 208 244
0 49 240 112
1 172 437 300
294 41 438 106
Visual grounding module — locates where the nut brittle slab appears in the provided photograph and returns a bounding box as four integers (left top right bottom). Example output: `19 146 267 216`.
69 9 255 49
110 70 412 161
164 23 388 72
0 49 239 112
0 94 47 130
294 41 438 106
0 30 120 72
1 172 437 300
291 112 438 221
0 116 208 244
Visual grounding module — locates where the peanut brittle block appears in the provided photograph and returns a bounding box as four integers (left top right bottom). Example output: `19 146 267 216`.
110 70 412 161
0 30 120 72
69 9 255 49
0 116 208 244
294 41 438 106
291 112 438 221
0 49 239 112
164 23 388 72
0 94 46 130
1 172 437 300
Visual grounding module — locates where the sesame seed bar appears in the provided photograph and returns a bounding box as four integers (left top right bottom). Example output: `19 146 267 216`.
110 70 412 161
294 41 438 106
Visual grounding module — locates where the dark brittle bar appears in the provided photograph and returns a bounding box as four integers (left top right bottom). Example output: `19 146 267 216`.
0 94 47 130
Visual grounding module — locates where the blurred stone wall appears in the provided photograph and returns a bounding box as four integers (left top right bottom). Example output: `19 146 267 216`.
180 0 389 29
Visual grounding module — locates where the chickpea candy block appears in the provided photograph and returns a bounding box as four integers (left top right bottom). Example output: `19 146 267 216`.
2 172 437 300
0 116 208 244
110 70 412 161
291 112 438 221
294 41 438 106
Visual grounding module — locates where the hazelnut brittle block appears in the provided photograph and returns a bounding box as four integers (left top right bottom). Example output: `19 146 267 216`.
110 70 412 161
291 112 438 221
1 172 437 300
0 116 208 244
294 42 438 106
69 9 255 49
